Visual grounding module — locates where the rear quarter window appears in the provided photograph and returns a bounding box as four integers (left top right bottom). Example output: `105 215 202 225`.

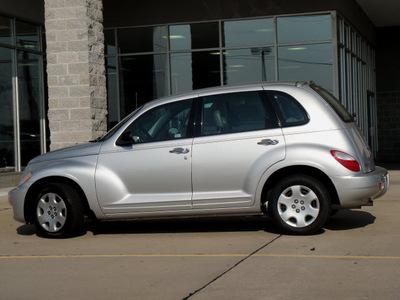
267 91 309 127
311 84 353 123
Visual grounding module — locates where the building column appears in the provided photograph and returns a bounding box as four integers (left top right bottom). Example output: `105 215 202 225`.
44 0 107 150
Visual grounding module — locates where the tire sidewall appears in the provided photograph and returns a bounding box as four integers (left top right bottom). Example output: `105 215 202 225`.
269 175 331 235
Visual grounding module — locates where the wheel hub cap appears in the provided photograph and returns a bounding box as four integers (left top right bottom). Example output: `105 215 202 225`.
277 185 320 228
37 193 67 233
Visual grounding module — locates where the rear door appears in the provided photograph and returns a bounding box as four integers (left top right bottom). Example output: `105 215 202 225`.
191 89 285 209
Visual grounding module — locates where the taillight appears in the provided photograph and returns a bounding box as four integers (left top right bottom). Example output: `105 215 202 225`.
330 150 360 172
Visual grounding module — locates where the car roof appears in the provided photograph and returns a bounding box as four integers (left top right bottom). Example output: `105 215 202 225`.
142 81 313 109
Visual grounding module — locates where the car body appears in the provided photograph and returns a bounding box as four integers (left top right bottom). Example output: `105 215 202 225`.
9 82 389 237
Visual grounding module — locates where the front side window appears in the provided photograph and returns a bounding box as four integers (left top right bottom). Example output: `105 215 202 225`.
201 91 279 136
121 99 193 144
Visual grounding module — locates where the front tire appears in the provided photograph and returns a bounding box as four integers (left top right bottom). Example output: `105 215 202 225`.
33 183 84 238
269 175 331 235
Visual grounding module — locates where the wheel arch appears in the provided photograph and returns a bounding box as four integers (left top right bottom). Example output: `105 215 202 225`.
261 165 339 210
24 176 93 223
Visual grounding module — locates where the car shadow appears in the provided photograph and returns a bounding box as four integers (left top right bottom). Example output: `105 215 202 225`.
15 209 376 237
325 209 376 231
87 209 375 236
17 223 36 236
86 216 281 236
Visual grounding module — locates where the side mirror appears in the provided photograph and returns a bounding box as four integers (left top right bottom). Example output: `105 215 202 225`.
116 131 134 146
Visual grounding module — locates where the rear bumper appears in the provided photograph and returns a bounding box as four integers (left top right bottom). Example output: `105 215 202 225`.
331 166 389 208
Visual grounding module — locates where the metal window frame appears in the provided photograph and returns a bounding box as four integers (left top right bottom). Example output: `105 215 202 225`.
336 14 377 155
0 14 46 172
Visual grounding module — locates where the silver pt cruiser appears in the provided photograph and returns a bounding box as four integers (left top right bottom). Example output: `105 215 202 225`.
9 82 389 237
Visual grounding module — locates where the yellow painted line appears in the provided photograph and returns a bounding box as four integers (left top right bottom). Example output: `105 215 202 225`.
254 254 400 260
1 253 400 260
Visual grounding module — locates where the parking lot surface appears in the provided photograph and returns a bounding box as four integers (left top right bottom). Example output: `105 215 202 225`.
1 169 399 299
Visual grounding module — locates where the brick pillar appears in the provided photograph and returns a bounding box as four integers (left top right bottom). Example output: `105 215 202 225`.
45 0 107 150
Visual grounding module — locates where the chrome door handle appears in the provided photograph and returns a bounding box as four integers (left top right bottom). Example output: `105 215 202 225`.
169 147 190 154
258 139 279 146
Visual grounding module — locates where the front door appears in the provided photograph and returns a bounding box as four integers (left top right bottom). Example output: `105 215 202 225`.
96 99 194 215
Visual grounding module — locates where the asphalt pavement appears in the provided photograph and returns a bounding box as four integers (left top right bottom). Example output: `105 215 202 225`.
0 168 399 299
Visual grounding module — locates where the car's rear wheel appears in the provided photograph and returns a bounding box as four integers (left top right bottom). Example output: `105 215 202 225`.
33 183 83 238
269 175 331 235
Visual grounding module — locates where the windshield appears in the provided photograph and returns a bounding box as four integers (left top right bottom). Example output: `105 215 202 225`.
97 106 143 142
310 84 353 123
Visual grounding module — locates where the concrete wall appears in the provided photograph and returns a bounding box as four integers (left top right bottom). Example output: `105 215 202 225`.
45 0 107 150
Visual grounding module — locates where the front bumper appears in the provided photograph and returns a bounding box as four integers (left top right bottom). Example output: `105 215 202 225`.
331 166 389 209
8 184 29 223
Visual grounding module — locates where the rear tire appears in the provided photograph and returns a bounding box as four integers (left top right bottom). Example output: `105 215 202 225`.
269 175 331 235
33 183 84 238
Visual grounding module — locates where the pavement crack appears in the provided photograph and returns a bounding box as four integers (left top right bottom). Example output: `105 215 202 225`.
182 234 282 300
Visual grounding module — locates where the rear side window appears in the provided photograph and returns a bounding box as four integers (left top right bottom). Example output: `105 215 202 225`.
201 91 279 136
268 91 309 127
311 84 353 123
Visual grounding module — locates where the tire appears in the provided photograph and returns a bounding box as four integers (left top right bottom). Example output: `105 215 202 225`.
33 183 84 238
269 175 331 235
330 209 339 217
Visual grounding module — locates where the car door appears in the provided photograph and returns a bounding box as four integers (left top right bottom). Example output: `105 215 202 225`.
191 89 285 209
95 98 195 215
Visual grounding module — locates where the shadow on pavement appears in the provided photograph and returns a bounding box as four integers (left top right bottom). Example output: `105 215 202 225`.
325 209 375 231
86 209 375 236
86 216 281 236
17 223 35 236
15 209 376 237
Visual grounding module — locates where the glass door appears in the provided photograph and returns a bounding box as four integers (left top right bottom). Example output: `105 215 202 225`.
0 47 15 171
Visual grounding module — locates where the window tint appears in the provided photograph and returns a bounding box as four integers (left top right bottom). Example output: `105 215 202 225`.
122 99 193 144
310 84 353 123
201 91 278 136
170 22 219 50
268 91 308 127
277 15 331 44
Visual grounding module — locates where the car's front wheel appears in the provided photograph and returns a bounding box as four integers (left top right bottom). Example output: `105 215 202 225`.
33 183 84 238
269 175 331 235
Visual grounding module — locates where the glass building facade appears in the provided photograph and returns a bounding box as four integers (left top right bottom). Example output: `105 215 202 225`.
105 12 376 153
337 16 377 154
104 13 335 128
0 15 47 173
0 10 378 174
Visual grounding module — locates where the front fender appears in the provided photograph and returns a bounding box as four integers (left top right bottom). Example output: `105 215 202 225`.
23 156 104 220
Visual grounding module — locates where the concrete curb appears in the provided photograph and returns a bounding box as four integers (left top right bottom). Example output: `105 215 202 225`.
0 187 13 198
